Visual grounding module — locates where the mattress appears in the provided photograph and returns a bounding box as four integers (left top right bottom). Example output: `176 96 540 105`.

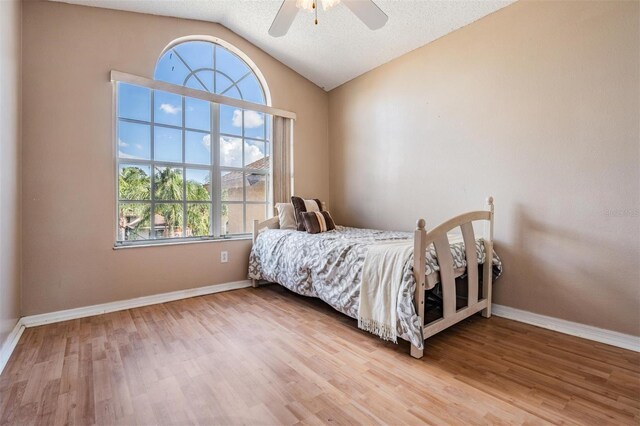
248 226 502 349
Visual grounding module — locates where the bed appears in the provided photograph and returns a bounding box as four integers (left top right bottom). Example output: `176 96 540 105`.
249 197 502 359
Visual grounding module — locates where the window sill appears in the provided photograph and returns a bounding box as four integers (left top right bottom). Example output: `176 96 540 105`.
113 235 252 250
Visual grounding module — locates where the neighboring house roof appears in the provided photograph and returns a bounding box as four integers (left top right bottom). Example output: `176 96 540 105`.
121 216 142 229
222 156 269 188
246 156 270 171
154 214 167 227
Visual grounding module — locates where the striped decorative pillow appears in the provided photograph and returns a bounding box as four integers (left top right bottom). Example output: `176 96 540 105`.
291 196 323 231
301 211 336 234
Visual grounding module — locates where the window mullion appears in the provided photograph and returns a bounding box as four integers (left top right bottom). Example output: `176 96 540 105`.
212 45 218 237
115 84 120 243
219 71 252 99
182 96 187 239
213 44 216 94
268 114 273 217
173 49 209 93
150 90 156 240
242 110 247 233
212 103 221 237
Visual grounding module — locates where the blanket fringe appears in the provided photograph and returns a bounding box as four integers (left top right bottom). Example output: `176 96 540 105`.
358 318 397 344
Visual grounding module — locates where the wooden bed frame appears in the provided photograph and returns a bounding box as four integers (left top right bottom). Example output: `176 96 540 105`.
252 197 495 360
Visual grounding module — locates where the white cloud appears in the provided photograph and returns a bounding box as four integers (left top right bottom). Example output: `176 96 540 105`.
220 137 241 165
245 111 264 129
118 139 129 147
134 143 143 150
232 109 264 129
208 136 264 166
202 134 211 149
160 103 181 115
118 151 139 159
244 142 264 164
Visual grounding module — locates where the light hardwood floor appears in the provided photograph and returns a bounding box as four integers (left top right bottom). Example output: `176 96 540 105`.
1 285 638 425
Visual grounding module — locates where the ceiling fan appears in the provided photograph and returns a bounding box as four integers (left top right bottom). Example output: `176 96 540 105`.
269 0 388 37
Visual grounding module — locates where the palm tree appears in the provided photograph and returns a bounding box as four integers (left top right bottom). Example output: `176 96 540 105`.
119 166 151 240
154 167 184 237
186 175 211 236
119 166 150 200
120 166 215 239
154 167 184 201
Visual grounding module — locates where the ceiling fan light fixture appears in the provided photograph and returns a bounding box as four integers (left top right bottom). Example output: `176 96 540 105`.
269 0 387 37
296 0 341 12
295 0 314 11
319 0 340 11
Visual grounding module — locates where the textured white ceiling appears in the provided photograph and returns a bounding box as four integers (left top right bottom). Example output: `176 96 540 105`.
50 0 515 90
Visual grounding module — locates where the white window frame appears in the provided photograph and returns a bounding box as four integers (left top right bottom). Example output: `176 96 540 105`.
112 71 295 248
158 35 274 107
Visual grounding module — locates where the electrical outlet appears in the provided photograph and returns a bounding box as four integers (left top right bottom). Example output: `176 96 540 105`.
220 251 228 263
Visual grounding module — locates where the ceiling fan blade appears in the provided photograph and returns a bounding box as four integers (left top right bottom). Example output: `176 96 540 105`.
342 0 388 30
269 0 299 37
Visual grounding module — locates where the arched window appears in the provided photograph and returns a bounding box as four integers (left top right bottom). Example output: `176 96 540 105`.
154 40 267 105
114 38 274 246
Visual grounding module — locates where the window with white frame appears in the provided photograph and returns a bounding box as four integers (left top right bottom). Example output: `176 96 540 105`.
116 40 272 245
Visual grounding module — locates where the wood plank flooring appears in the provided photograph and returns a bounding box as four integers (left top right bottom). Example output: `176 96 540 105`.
0 284 638 425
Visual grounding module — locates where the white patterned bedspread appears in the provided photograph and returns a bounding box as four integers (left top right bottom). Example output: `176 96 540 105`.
248 226 502 349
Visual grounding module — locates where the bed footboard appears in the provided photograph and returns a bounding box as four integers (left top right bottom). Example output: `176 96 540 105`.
410 196 495 359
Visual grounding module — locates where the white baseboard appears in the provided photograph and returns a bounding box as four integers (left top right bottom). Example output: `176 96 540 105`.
0 320 25 375
21 279 252 327
492 304 640 352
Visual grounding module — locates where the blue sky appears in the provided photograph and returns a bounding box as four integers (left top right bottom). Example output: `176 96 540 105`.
118 85 269 168
118 41 269 169
152 41 264 104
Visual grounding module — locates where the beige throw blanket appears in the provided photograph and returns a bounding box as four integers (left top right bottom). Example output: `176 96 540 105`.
358 240 414 343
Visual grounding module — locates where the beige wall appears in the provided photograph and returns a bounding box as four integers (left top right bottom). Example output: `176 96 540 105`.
329 0 640 335
19 0 640 338
21 1 329 315
0 0 22 345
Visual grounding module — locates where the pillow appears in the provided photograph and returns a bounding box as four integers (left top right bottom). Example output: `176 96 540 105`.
291 196 323 231
301 211 336 234
275 203 297 230
303 199 321 213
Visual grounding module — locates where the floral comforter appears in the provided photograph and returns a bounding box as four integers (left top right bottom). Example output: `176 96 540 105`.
248 226 502 349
